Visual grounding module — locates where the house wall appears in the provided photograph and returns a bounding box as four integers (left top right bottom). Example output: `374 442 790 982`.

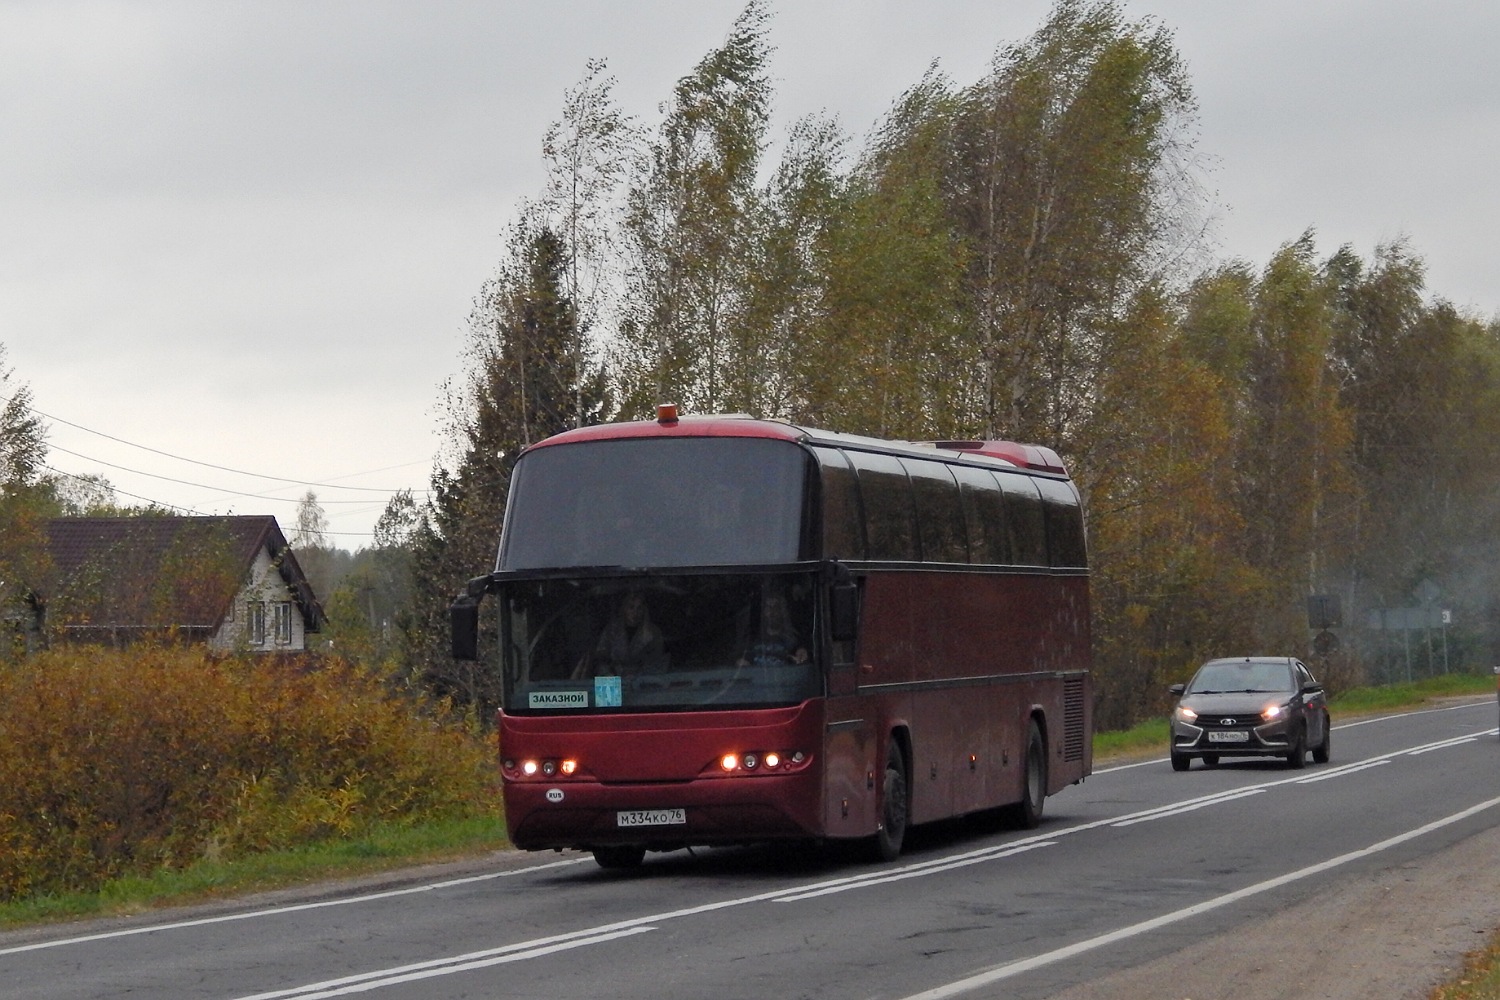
210 548 309 652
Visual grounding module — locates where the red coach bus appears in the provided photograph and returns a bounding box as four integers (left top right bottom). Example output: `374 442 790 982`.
451 407 1092 868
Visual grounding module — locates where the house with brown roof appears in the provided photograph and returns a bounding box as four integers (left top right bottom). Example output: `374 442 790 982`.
42 515 324 651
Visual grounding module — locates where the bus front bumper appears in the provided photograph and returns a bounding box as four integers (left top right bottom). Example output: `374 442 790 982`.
504 773 826 851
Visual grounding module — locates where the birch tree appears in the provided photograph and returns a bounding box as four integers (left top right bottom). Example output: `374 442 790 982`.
615 1 772 417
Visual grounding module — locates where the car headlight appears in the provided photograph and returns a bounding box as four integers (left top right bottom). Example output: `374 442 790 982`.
1261 702 1287 721
1175 705 1198 723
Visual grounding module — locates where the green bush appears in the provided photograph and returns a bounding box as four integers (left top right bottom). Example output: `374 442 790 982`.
0 645 499 901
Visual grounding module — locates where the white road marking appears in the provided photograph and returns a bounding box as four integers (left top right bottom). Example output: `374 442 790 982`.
1295 759 1391 783
1109 789 1265 827
230 926 656 1000
896 794 1500 1000
773 842 1056 901
0 857 592 957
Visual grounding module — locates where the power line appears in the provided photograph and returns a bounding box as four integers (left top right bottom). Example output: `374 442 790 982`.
43 463 193 514
6 393 431 494
42 464 383 538
48 443 403 503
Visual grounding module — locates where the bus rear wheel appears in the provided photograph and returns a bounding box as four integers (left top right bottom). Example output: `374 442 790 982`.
592 845 646 870
872 738 909 862
1006 721 1047 829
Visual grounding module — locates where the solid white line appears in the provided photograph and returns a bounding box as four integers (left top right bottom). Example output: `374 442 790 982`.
1295 759 1391 783
1408 735 1482 755
0 857 592 957
1110 789 1265 827
895 795 1500 1000
774 842 1056 901
232 926 657 1000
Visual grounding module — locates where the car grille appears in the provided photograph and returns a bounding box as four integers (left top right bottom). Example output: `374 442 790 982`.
1198 716 1257 730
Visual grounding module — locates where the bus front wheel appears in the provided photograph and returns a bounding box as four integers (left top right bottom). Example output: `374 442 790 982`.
873 738 909 862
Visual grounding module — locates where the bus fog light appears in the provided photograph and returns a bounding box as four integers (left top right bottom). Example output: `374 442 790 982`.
561 759 578 775
743 753 758 769
541 760 557 776
763 752 781 769
521 760 539 776
720 754 739 772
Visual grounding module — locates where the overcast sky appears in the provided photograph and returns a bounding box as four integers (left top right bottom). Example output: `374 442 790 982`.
3 1 1496 547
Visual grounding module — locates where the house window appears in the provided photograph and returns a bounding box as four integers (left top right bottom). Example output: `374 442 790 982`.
248 601 266 645
274 602 293 645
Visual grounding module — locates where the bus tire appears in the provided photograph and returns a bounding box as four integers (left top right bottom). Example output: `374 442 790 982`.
592 845 646 870
873 738 909 862
1007 720 1047 829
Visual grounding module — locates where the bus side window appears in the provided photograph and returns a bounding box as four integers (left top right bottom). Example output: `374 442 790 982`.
999 474 1048 567
812 447 866 560
1035 477 1088 568
952 464 1010 566
902 458 968 564
849 451 919 562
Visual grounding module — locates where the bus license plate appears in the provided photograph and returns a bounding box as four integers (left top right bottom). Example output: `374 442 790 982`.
1208 731 1249 743
617 808 686 828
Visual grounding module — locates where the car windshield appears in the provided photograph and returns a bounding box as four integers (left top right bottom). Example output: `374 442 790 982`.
1187 661 1294 694
495 571 821 714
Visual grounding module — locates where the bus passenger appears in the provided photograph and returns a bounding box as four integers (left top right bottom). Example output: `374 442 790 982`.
577 591 665 677
739 591 808 667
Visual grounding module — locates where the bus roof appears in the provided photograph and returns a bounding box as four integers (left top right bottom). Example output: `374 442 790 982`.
526 412 1071 477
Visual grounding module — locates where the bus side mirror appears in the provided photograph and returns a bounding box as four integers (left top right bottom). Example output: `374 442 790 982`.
830 581 859 643
451 595 480 661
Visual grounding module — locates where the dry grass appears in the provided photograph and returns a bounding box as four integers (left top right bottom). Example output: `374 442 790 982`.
0 644 499 902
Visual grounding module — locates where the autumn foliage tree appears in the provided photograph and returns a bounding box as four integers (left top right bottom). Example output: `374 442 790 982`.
403 0 1500 724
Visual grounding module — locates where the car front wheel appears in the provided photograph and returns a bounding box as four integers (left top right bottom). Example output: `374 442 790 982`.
1285 726 1307 769
1312 713 1332 764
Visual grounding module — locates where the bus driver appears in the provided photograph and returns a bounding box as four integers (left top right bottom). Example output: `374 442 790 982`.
576 591 665 677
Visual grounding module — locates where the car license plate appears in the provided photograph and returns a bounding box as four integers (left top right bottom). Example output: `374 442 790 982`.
617 808 686 828
1208 731 1250 743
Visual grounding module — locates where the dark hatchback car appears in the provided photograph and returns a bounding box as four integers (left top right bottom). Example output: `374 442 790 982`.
1168 656 1331 771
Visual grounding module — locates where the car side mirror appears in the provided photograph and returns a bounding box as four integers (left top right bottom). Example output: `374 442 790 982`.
1301 682 1323 695
1168 683 1185 697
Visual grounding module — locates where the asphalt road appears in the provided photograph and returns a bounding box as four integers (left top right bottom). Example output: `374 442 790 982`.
4 699 1497 1000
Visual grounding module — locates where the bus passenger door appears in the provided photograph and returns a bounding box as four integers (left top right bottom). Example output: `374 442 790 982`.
824 576 878 838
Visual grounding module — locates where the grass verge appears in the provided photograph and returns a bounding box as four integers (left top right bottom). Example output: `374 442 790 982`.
0 814 507 931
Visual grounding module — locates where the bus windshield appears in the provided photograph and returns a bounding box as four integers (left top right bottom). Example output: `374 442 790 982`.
498 437 810 571
496 572 820 713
